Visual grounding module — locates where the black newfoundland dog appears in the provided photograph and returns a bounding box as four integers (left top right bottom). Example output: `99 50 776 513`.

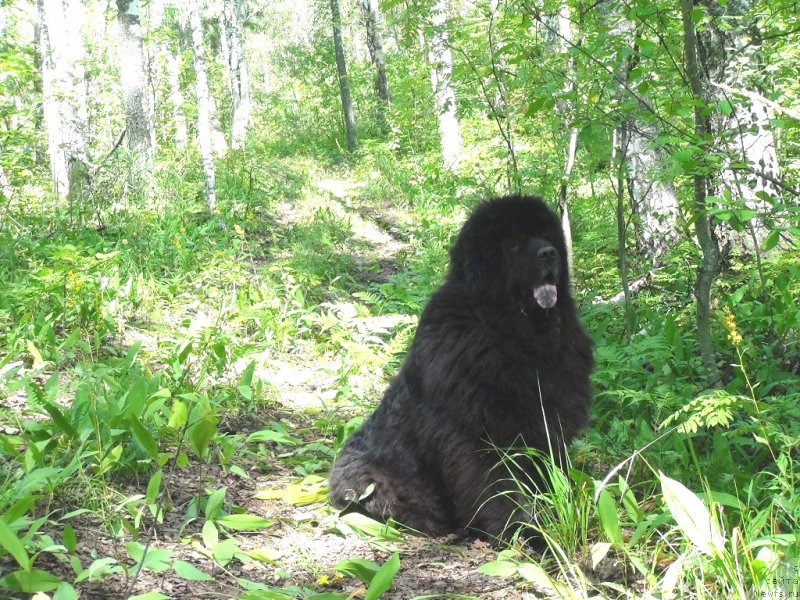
328 195 593 540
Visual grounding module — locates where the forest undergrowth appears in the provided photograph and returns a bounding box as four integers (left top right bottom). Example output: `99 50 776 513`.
1 140 799 600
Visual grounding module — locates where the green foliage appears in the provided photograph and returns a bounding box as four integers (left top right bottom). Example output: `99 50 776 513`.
0 0 798 596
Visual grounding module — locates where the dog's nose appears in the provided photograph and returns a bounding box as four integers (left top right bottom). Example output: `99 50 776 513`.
537 245 557 261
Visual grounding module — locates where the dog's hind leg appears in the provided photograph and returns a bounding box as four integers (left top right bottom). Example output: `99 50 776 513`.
329 451 454 536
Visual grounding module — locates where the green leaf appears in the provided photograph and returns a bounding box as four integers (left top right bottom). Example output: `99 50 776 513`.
339 512 404 541
216 514 273 531
256 475 328 506
0 518 30 570
126 378 147 417
125 542 173 573
174 560 213 581
516 562 555 590
245 547 282 564
525 97 548 117
202 520 219 548
4 497 37 524
211 538 239 566
178 340 193 364
477 560 518 578
578 123 604 145
62 523 77 553
205 487 226 520
146 470 163 504
591 542 612 569
762 229 780 251
124 341 142 367
718 99 734 116
188 417 217 458
42 401 78 439
0 568 62 592
659 472 724 556
240 360 256 387
76 556 121 582
365 553 400 600
636 38 657 58
99 444 123 474
129 593 169 600
53 581 79 600
597 489 623 546
26 340 45 369
129 415 159 460
334 558 381 584
246 426 300 446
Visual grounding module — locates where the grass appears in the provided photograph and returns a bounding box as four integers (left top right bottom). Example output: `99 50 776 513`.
0 137 799 599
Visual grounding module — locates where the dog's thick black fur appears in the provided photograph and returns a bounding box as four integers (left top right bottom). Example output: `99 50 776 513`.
328 195 594 540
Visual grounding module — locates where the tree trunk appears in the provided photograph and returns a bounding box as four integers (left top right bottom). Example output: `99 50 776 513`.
329 0 357 152
555 0 578 273
220 0 251 150
613 129 634 338
187 0 217 212
488 0 517 191
682 0 721 387
361 0 390 131
117 0 155 195
167 49 188 150
429 0 461 171
699 0 781 255
623 120 681 263
614 14 680 264
559 126 578 278
40 0 89 202
32 0 44 165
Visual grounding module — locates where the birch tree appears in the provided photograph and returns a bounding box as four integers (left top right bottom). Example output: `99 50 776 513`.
699 0 782 254
486 0 517 191
40 0 89 201
150 0 188 150
586 5 681 264
361 0 390 130
554 0 578 275
220 0 251 149
429 0 461 171
188 0 217 211
329 0 357 151
117 0 155 193
614 16 681 264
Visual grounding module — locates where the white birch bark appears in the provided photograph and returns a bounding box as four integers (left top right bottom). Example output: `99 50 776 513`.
150 0 187 151
40 0 89 200
700 1 781 253
220 0 251 149
610 13 680 263
429 0 461 172
555 0 577 273
187 0 217 211
623 122 681 262
330 0 357 151
117 0 155 191
362 0 390 129
167 50 188 150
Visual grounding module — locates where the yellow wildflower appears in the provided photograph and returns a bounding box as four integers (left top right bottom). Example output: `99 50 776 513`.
722 306 742 347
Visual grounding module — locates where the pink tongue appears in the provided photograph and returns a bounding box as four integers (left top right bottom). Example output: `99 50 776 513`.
534 284 557 309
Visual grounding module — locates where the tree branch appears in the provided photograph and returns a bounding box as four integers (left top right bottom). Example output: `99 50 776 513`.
709 81 800 122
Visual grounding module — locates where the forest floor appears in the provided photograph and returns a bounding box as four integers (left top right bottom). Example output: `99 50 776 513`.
3 168 581 599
